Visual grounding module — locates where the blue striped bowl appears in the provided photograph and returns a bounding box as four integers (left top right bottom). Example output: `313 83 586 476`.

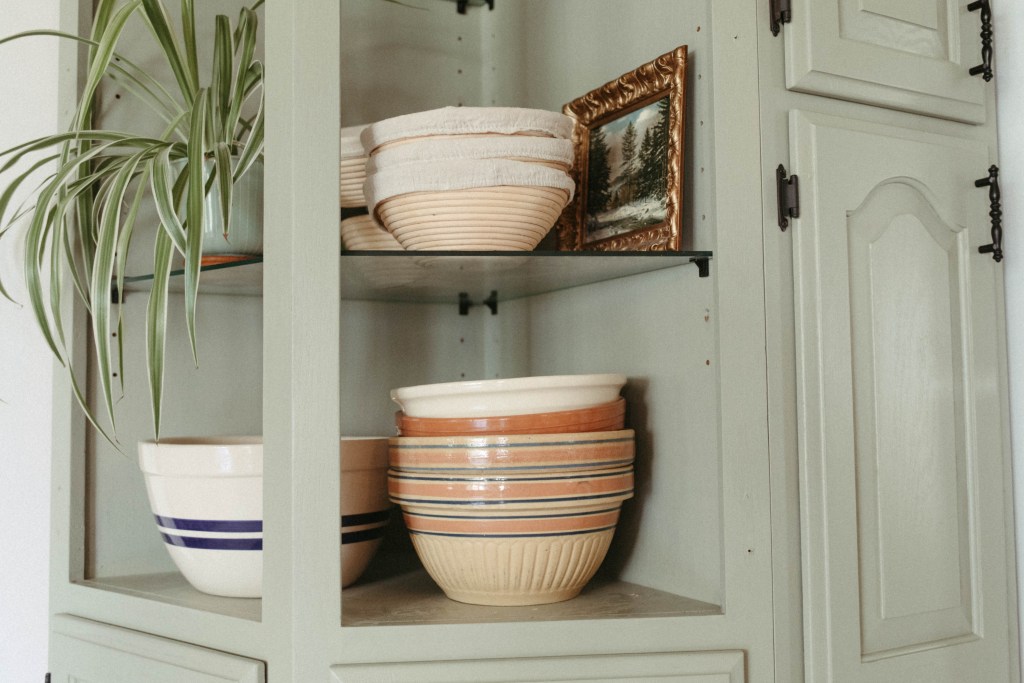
138 437 263 598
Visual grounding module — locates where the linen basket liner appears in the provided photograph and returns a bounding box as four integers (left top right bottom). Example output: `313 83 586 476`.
367 136 573 172
361 106 575 152
364 158 576 211
340 124 369 159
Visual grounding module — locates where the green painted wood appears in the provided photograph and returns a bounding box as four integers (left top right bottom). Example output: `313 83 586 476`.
332 650 745 683
783 0 987 123
789 108 1014 682
49 614 264 682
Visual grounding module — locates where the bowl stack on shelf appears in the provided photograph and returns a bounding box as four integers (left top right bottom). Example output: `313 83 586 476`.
387 373 634 606
339 124 403 251
361 106 577 251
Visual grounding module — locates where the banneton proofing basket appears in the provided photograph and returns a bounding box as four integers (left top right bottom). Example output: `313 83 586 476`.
359 106 575 154
339 124 369 208
367 135 575 172
340 214 403 251
365 159 575 251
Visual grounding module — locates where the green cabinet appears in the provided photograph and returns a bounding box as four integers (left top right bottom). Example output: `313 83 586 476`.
43 1 1015 681
49 615 264 682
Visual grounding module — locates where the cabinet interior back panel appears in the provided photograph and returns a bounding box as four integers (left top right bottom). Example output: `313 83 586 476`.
87 293 263 579
339 300 502 436
523 267 721 604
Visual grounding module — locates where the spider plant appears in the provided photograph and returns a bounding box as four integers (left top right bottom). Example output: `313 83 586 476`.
0 0 265 442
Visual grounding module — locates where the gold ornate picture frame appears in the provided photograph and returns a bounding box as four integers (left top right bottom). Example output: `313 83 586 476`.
557 46 687 251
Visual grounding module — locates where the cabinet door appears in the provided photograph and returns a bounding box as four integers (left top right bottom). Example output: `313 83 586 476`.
789 110 1013 682
784 0 987 123
332 650 745 682
49 614 265 683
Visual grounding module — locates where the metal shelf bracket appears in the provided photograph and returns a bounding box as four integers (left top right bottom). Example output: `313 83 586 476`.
459 290 498 315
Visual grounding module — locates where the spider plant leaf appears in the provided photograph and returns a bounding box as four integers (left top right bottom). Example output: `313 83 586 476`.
114 160 153 300
150 147 187 254
113 163 153 395
89 152 145 435
234 89 263 182
141 0 198 106
0 154 59 235
147 227 175 439
75 0 143 130
226 8 257 142
184 88 208 367
211 15 233 145
213 142 232 238
181 0 200 93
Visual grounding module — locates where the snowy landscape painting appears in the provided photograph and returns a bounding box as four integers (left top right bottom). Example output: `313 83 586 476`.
584 96 670 243
558 45 686 251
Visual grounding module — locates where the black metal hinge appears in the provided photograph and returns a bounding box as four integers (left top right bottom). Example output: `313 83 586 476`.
770 0 792 36
776 164 799 231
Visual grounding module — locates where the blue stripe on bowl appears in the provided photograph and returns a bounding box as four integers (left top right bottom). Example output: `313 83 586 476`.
391 490 632 506
340 509 391 527
154 515 263 533
161 533 263 551
389 468 632 483
341 526 387 545
407 524 618 539
405 506 621 521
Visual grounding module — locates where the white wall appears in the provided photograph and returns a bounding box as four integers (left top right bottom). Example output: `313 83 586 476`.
993 2 1024 674
0 2 1021 680
0 2 60 680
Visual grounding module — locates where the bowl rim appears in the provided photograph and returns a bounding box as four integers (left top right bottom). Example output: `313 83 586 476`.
391 373 627 402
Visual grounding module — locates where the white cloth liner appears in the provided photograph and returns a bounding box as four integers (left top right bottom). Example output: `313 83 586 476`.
361 107 575 152
364 158 575 211
367 135 574 172
340 124 369 159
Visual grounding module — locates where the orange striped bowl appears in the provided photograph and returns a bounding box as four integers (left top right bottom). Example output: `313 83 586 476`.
398 501 625 605
388 429 634 474
387 464 634 510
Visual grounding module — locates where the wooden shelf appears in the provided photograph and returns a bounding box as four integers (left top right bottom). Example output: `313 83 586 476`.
342 569 720 627
78 573 261 623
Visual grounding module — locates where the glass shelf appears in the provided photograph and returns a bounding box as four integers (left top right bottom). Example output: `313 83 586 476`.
119 251 712 303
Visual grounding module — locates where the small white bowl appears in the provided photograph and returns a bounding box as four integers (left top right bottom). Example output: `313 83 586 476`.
391 373 628 419
138 437 263 598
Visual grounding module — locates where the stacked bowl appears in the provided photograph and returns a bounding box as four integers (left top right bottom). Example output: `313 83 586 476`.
361 106 577 251
339 124 402 251
387 373 634 606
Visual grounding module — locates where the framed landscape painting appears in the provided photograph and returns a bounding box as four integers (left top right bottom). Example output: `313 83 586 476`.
558 46 687 251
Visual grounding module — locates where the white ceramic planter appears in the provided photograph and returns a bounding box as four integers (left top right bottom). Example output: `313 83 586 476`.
138 437 263 598
200 158 264 257
340 437 392 587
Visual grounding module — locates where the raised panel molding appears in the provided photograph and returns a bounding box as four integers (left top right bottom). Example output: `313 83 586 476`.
847 182 977 657
790 109 1011 682
332 650 745 683
785 0 986 123
49 614 265 683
